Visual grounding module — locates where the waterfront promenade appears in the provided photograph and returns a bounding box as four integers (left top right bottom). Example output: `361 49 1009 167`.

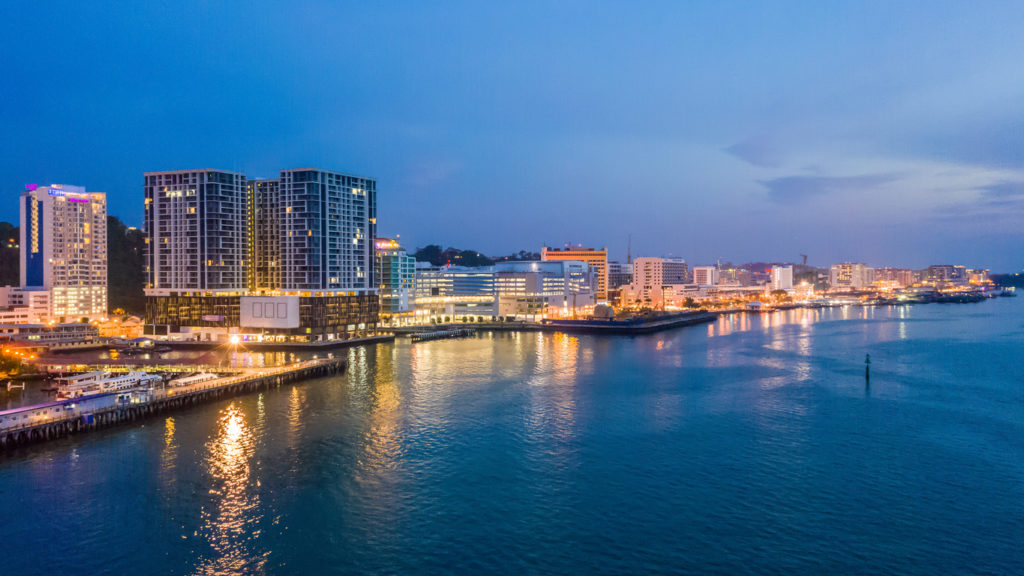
0 358 345 449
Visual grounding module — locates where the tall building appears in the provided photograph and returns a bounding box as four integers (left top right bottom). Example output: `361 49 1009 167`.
20 184 107 320
247 178 280 292
829 263 873 290
662 258 688 284
770 266 793 291
144 170 247 293
375 237 415 315
541 246 608 301
278 168 376 292
624 257 693 305
692 266 718 287
144 167 379 344
607 261 633 290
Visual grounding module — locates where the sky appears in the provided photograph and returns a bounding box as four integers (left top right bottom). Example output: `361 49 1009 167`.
3 1 1024 271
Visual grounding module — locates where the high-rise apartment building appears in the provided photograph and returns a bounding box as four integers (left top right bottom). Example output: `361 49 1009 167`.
144 170 247 293
247 178 280 292
277 168 376 292
144 167 379 344
20 184 107 319
541 246 608 301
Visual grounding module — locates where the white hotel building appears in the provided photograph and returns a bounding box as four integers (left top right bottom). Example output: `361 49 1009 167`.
19 184 107 320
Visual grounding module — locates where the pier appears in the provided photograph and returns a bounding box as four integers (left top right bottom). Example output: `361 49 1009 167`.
410 328 477 342
0 358 345 450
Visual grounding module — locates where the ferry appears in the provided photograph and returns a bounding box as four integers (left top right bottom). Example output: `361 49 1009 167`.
55 371 163 400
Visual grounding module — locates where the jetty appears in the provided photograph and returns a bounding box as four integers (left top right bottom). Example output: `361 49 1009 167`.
541 311 716 334
0 358 344 450
410 328 477 342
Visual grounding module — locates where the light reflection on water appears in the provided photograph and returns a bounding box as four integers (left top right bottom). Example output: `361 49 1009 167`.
194 403 266 576
2 300 1022 575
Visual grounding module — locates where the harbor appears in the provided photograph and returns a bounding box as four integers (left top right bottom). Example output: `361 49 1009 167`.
0 357 345 449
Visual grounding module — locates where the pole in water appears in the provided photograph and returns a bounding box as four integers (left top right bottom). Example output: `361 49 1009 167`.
864 353 871 383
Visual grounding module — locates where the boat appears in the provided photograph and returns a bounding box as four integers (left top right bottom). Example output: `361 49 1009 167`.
55 371 163 400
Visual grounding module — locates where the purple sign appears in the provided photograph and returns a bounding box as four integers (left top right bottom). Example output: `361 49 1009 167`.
25 184 37 191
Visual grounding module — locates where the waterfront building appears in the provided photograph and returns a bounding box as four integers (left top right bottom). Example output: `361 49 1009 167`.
145 170 247 293
692 266 718 287
375 237 416 317
144 167 379 344
770 266 793 291
622 257 695 307
541 246 608 301
606 260 633 304
873 267 916 288
607 261 633 289
925 264 968 286
20 184 107 320
829 263 873 290
494 261 595 320
0 287 51 323
412 261 594 321
247 178 280 291
0 322 99 348
662 258 689 284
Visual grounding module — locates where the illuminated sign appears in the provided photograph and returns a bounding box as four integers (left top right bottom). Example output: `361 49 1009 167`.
25 184 37 191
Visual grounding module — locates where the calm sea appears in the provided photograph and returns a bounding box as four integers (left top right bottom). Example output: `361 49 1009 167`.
1 300 1022 575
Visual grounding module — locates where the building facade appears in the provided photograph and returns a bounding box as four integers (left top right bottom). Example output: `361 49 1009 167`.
144 170 247 293
692 266 718 287
144 167 379 343
541 246 608 301
873 267 916 288
375 237 415 316
412 261 595 321
770 266 793 291
20 184 107 320
829 263 874 290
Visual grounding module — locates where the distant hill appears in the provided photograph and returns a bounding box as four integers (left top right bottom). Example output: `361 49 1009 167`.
0 218 146 314
414 245 494 267
107 216 146 314
0 222 18 286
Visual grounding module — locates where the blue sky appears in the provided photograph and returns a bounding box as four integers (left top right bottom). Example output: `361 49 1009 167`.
3 1 1023 270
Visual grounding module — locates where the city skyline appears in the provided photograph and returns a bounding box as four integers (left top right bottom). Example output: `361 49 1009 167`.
4 2 1024 271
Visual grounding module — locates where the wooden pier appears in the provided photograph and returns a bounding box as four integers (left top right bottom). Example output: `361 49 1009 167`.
0 358 345 451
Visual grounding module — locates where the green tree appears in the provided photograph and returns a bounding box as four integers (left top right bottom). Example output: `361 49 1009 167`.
107 216 147 314
0 222 19 286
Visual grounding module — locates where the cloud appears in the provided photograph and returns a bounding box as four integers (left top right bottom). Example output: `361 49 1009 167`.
724 135 785 168
758 173 900 204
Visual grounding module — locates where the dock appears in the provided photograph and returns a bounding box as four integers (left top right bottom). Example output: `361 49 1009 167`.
0 358 345 450
410 328 477 342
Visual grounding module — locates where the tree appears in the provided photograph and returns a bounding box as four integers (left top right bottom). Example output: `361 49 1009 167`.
0 222 19 286
107 216 147 314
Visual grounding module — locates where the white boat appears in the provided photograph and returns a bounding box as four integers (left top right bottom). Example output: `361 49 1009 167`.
55 371 163 400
